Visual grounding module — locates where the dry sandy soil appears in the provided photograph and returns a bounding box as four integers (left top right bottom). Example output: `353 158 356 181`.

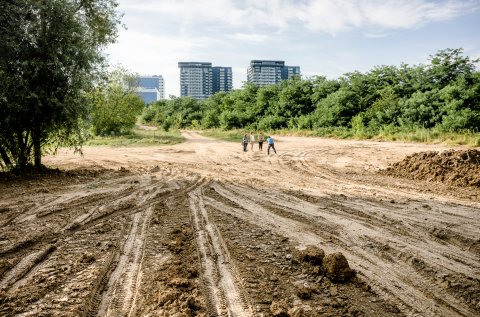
0 132 479 317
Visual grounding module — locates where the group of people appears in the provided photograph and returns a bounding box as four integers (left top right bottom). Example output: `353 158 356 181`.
242 132 277 155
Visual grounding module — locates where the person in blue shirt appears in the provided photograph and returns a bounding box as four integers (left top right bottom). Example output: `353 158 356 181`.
266 136 277 155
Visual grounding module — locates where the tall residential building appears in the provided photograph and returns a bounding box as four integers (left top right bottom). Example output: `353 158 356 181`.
137 75 164 104
212 67 233 94
178 62 213 100
247 60 300 86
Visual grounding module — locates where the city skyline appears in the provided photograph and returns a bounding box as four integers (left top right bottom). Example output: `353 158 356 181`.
106 0 480 99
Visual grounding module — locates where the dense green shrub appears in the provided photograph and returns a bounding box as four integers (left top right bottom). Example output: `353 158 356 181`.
141 48 479 139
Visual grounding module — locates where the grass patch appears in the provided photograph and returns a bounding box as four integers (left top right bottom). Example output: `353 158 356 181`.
200 127 480 147
374 127 480 146
85 127 184 147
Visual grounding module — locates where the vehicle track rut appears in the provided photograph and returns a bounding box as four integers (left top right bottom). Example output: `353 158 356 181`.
1 132 478 317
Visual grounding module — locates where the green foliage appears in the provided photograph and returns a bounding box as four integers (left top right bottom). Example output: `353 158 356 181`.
257 115 287 131
427 48 479 90
274 77 314 117
363 87 400 129
88 68 145 136
312 88 357 127
398 89 444 129
351 114 367 138
85 127 184 146
219 110 245 130
140 48 479 146
0 0 121 170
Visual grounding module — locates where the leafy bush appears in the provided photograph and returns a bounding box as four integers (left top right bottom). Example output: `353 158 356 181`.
136 48 479 146
257 115 287 131
88 69 145 136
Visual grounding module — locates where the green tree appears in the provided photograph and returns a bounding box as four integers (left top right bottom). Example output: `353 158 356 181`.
89 68 144 135
311 76 341 105
0 0 121 170
312 87 357 127
438 73 480 131
274 77 314 118
427 48 479 90
398 90 444 129
363 87 401 130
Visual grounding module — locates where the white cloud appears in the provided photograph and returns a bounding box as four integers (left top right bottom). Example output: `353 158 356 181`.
106 30 225 97
363 31 390 38
230 33 270 43
118 0 478 35
360 0 475 29
108 0 479 96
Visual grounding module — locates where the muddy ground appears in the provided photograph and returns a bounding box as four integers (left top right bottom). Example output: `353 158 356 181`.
0 132 479 317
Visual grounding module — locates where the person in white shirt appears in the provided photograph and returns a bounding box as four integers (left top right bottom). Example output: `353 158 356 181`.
250 132 255 151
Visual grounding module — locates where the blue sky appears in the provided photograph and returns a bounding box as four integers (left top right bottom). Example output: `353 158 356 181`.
105 0 480 98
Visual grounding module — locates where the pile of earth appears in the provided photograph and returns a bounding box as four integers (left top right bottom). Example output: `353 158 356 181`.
381 149 480 187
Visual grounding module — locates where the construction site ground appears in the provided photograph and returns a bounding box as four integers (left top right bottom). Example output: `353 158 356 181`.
0 131 479 317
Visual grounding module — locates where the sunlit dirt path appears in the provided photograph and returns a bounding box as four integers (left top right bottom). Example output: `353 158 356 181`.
1 132 479 317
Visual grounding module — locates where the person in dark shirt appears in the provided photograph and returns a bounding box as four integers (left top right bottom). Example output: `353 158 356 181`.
258 132 264 151
242 134 248 152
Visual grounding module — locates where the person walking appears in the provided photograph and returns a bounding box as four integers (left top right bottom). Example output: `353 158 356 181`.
267 136 277 155
242 133 248 152
258 132 264 151
250 132 255 151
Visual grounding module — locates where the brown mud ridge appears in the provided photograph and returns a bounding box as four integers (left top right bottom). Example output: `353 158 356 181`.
381 149 480 187
1 132 479 316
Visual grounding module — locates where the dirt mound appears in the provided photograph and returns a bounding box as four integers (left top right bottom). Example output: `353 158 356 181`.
381 149 480 187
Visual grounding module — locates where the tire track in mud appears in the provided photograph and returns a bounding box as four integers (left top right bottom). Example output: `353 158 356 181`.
84 176 203 317
0 244 56 291
188 185 253 317
0 170 202 316
209 182 479 317
0 176 183 260
227 182 479 275
271 149 480 315
95 206 153 317
3 133 479 316
243 182 479 316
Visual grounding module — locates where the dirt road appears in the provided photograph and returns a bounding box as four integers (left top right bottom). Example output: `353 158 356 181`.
1 132 479 316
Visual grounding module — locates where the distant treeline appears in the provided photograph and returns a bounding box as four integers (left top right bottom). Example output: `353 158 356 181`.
142 48 480 135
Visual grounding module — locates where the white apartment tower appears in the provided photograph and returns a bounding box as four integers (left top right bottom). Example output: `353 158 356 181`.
178 62 213 100
247 60 300 86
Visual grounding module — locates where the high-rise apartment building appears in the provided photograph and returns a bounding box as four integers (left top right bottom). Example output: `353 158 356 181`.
178 62 213 100
137 75 164 104
179 62 233 99
247 60 300 86
212 67 233 94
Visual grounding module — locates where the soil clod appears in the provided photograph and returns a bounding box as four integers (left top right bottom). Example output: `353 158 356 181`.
323 252 354 283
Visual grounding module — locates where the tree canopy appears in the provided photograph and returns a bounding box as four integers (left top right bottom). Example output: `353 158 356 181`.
0 0 121 170
88 68 144 136
143 48 480 136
